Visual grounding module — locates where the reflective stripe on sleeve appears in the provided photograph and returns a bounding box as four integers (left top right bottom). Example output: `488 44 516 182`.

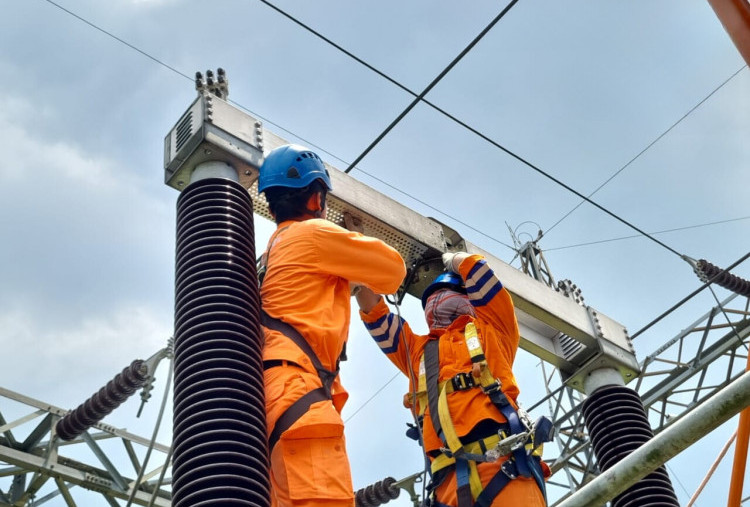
365 313 401 354
465 260 502 307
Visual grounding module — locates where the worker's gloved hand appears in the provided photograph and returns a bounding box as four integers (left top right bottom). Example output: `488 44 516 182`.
442 252 469 273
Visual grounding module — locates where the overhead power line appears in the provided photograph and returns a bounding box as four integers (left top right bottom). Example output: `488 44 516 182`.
41 0 191 80
40 0 516 252
546 215 750 252
542 64 748 239
42 0 737 263
254 0 692 261
340 0 521 173
630 250 750 340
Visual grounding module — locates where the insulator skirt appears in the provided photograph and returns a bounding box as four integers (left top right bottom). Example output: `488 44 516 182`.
582 385 679 507
697 259 750 297
172 178 269 507
355 476 400 507
56 360 148 441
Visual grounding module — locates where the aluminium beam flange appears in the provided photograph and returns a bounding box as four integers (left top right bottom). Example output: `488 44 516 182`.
163 91 638 384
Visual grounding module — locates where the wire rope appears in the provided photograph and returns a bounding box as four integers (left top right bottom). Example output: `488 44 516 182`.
630 251 750 340
344 371 400 424
125 354 174 507
542 64 748 239
546 215 750 252
342 0 521 174
41 0 737 261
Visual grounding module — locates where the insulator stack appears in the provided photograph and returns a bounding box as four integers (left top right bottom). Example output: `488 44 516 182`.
172 177 268 507
56 360 148 441
582 385 679 507
355 477 400 507
696 259 750 297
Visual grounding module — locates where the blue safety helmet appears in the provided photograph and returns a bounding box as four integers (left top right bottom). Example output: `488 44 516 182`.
421 272 465 309
258 144 333 193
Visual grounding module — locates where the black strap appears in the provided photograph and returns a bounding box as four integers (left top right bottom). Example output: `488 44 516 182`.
262 310 339 450
425 339 470 507
268 387 329 451
474 460 517 507
261 310 338 393
424 339 443 443
423 337 546 507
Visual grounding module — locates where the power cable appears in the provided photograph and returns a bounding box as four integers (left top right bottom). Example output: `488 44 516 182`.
41 0 191 80
542 64 748 240
344 371 400 424
546 215 750 252
40 0 516 254
254 0 689 260
354 167 517 252
44 0 704 261
630 251 750 340
341 0 521 174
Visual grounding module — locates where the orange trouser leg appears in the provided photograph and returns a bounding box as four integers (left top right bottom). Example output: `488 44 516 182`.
434 459 545 506
269 433 355 507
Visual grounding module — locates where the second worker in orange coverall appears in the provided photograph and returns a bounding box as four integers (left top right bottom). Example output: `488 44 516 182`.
356 252 550 507
257 144 406 507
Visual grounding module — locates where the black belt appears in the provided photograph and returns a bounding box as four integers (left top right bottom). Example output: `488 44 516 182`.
263 359 302 370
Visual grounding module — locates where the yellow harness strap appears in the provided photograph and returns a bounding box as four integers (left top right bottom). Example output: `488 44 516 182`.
430 432 503 472
434 322 494 500
435 381 485 499
405 322 517 503
464 322 497 390
405 323 495 413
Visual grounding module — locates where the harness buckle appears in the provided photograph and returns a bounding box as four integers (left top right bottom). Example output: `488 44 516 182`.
451 372 477 391
439 447 455 459
501 459 518 480
481 379 502 395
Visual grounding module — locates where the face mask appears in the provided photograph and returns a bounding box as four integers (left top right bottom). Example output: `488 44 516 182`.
424 289 475 330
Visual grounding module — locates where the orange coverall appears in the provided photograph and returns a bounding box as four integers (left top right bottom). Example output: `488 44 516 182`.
261 218 405 507
360 254 546 506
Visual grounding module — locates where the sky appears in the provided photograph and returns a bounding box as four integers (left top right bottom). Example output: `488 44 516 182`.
0 0 749 505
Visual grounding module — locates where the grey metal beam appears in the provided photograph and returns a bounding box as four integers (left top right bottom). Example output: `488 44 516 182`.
80 432 127 492
20 414 52 451
0 444 170 507
0 386 172 506
163 92 636 380
0 387 170 454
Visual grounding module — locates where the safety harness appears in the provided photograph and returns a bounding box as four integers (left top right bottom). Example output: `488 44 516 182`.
258 225 346 451
261 310 341 451
406 322 551 507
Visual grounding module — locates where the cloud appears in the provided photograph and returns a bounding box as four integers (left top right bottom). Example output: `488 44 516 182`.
0 93 175 325
0 300 171 403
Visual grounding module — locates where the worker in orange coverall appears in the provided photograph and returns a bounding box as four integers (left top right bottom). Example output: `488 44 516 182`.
356 251 550 507
257 144 406 507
